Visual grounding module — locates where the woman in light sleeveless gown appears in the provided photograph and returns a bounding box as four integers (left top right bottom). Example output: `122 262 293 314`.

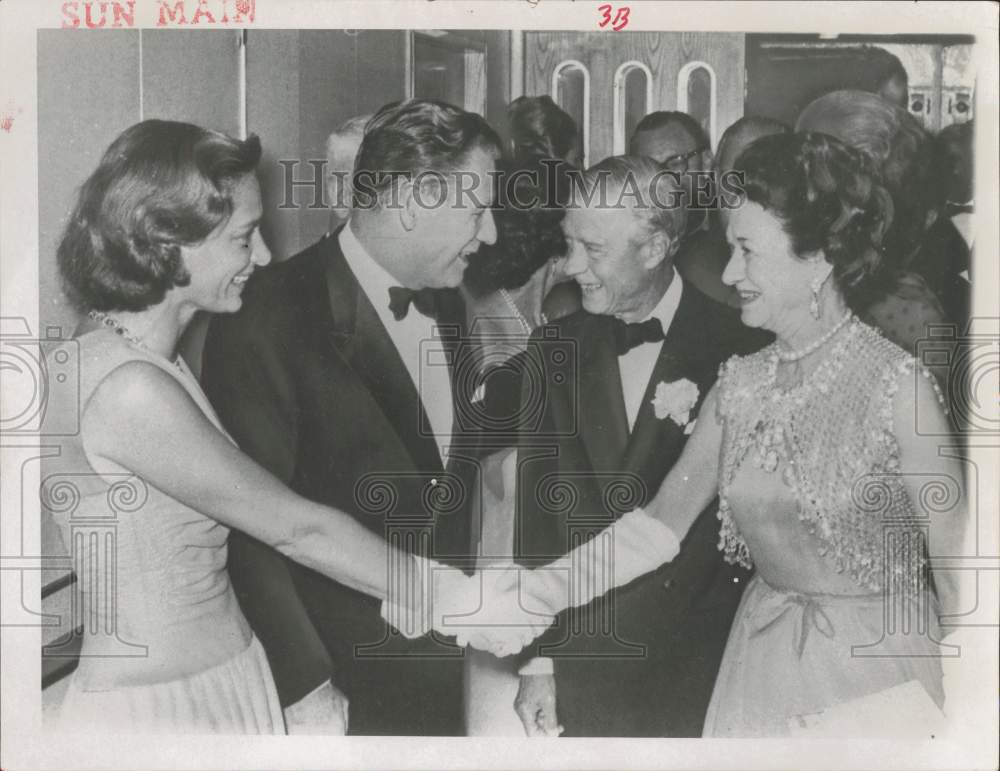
48 120 542 735
513 132 966 736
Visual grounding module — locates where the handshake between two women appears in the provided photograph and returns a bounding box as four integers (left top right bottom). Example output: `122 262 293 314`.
380 508 682 657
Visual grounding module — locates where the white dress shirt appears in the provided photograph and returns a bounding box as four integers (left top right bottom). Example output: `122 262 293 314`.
619 275 684 432
339 222 454 462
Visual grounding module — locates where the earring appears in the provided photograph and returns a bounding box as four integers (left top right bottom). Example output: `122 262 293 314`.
809 275 824 320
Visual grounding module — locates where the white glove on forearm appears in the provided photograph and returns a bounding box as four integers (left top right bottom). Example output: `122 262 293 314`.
517 507 681 616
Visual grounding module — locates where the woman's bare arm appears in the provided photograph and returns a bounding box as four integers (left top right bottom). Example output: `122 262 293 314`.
83 360 401 601
892 366 968 617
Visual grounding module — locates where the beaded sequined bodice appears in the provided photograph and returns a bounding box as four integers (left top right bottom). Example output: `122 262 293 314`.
715 321 933 593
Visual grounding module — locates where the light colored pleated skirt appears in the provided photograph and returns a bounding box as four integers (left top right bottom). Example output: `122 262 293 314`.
53 635 285 735
704 575 945 737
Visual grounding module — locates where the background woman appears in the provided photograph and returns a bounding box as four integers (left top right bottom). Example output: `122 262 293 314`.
49 119 535 735
515 132 965 736
459 95 580 735
797 89 969 343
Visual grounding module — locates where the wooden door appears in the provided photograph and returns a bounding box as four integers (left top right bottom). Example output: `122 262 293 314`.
524 31 745 165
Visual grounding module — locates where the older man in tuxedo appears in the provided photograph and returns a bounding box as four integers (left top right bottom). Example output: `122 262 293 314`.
512 155 768 737
202 99 500 735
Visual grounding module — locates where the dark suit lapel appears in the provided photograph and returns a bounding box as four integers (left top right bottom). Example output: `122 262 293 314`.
322 232 445 473
621 283 704 488
577 316 630 472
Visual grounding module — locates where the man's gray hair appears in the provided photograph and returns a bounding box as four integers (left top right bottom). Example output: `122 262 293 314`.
325 114 372 173
572 155 688 246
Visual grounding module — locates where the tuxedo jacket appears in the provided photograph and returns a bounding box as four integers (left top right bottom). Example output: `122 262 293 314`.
201 229 476 736
513 283 770 737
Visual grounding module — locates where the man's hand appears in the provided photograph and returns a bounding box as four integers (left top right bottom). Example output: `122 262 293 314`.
283 679 349 735
514 674 563 737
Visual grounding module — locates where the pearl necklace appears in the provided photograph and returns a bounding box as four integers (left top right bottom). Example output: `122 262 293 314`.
775 310 854 362
498 287 547 335
88 310 184 372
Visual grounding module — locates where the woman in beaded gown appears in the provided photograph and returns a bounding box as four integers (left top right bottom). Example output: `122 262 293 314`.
47 120 539 735
514 131 966 737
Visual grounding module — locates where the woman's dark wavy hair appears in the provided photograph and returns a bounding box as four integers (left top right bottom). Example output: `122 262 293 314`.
734 131 894 312
58 119 262 312
508 95 579 166
462 159 568 297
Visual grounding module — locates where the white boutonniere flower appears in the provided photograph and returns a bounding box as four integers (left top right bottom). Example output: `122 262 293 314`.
651 378 700 430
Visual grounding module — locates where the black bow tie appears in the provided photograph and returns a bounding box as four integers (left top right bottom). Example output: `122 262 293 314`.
945 202 974 217
388 286 439 321
614 317 666 355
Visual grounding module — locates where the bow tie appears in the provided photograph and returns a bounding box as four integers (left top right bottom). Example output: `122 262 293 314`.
388 286 438 321
614 317 666 355
945 202 974 217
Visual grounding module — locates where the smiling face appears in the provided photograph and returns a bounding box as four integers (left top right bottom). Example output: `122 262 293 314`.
561 203 662 321
179 174 270 314
722 201 823 337
408 146 498 288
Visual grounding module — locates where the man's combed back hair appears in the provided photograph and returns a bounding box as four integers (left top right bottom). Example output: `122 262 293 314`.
352 99 502 209
58 119 262 312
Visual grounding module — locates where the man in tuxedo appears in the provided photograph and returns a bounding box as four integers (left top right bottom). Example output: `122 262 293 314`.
202 99 500 735
512 155 768 737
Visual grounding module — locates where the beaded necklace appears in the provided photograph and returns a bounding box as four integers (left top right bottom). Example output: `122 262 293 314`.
498 287 546 335
88 310 184 372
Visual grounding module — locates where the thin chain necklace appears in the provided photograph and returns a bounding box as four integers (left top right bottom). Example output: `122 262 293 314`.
498 287 547 335
88 310 184 372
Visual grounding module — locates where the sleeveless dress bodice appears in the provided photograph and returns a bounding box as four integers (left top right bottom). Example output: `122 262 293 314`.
46 330 282 733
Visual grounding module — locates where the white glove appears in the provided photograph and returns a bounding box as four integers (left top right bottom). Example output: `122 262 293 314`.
517 507 681 616
456 564 555 657
380 556 554 657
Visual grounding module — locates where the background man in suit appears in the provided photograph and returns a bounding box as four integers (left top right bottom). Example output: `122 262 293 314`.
202 99 500 735
630 110 735 309
324 113 371 234
513 155 768 737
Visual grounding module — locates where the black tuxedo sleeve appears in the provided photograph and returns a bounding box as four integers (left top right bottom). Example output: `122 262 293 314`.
201 311 334 708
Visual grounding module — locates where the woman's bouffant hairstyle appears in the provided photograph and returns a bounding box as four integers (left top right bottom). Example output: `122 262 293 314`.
507 96 579 166
462 159 568 297
58 120 262 313
796 90 936 268
735 131 894 311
